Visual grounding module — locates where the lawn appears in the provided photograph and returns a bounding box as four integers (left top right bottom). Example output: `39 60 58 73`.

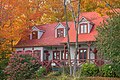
36 76 120 80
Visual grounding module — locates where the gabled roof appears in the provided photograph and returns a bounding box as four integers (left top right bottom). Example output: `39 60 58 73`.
15 22 66 48
79 12 101 22
55 22 66 29
15 12 108 47
62 12 107 43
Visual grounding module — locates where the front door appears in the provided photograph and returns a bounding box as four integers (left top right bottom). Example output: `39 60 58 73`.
79 49 87 62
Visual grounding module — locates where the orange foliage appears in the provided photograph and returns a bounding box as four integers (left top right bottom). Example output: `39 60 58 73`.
0 0 119 51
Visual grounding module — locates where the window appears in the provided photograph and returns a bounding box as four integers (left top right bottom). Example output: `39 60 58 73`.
61 50 68 60
25 50 32 54
79 24 88 33
53 51 60 60
32 31 38 39
79 49 87 62
57 28 64 37
43 50 49 61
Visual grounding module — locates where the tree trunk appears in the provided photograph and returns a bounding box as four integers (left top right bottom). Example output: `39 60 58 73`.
64 0 72 76
73 28 78 76
72 0 81 76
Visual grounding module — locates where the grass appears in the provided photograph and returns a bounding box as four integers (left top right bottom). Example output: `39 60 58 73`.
34 76 120 80
32 71 120 80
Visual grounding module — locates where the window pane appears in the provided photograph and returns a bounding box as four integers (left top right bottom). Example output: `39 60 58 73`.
84 52 87 59
80 50 83 53
57 28 64 37
32 31 38 39
80 24 88 34
80 53 82 59
84 25 87 33
81 25 83 33
84 50 87 52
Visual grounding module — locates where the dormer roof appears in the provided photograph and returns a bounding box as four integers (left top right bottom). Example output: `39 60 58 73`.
31 26 45 32
79 17 94 25
55 22 66 29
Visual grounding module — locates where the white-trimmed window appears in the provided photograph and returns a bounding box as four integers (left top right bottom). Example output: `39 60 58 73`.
79 24 88 33
57 28 64 37
32 31 38 39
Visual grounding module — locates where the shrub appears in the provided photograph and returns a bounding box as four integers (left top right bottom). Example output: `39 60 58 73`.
60 66 70 75
101 64 120 77
0 50 11 80
81 63 99 77
47 71 61 77
113 64 120 77
4 53 40 80
58 74 68 80
36 66 46 77
54 71 62 76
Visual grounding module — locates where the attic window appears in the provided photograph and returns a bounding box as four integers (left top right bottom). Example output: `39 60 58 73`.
57 28 64 37
32 31 38 39
79 24 88 33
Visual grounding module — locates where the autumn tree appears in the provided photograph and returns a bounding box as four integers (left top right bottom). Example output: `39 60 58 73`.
0 0 43 51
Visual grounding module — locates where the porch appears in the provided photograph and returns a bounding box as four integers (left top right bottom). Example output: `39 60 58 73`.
42 43 104 71
15 43 104 71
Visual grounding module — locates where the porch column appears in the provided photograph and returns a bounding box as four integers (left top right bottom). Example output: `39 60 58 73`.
23 48 25 53
41 47 44 62
64 44 67 60
87 42 92 63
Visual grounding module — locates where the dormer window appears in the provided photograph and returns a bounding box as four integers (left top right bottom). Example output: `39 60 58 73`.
55 22 65 38
30 26 45 40
57 28 64 38
79 17 94 34
32 31 38 39
79 24 88 34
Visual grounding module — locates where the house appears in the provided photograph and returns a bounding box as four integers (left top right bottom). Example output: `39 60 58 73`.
14 12 107 69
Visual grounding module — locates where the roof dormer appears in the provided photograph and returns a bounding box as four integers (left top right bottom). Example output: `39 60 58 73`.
78 17 94 34
55 22 65 38
30 26 44 40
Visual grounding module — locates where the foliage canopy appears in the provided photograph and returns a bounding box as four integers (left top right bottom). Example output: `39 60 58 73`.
96 15 120 64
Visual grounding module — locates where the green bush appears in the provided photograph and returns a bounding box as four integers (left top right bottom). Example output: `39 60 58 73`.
0 50 11 80
101 64 120 77
101 64 114 77
60 66 70 75
48 71 62 76
54 71 62 76
36 66 46 77
81 63 99 77
58 74 68 80
113 64 120 77
0 70 6 80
